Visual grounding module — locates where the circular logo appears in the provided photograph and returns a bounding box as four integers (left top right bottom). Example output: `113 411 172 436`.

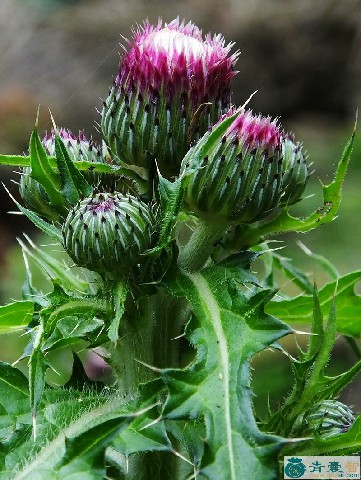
285 458 306 478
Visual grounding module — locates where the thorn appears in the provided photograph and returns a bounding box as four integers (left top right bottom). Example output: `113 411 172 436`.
134 358 160 373
35 105 40 129
240 90 258 110
171 333 186 340
32 410 37 441
138 415 162 431
171 449 194 466
48 108 57 132
293 329 319 336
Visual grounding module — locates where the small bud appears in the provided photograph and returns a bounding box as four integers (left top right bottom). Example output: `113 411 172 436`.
42 129 117 190
19 167 58 221
62 192 156 277
294 400 355 439
20 129 120 220
101 18 238 178
181 109 308 225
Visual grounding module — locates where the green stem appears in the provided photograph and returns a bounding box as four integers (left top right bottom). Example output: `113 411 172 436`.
108 289 191 479
177 219 227 272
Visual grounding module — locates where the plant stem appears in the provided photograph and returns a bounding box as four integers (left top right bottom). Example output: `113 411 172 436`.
109 289 191 478
177 219 227 272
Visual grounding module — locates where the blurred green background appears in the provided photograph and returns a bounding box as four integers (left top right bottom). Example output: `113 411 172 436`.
0 0 360 415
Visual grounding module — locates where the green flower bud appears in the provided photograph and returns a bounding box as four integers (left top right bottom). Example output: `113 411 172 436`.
19 129 117 221
181 109 309 225
177 109 309 272
62 192 156 277
295 400 355 439
19 166 59 221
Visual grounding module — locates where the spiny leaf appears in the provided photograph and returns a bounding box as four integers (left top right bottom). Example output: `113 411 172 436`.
0 362 29 417
55 134 93 205
3 183 63 241
11 394 126 480
187 110 239 163
267 270 361 336
147 174 183 255
43 297 109 336
111 380 170 457
270 251 314 294
18 235 89 294
0 301 34 334
227 125 355 250
108 280 128 343
162 266 290 479
267 286 361 439
297 241 339 281
43 315 104 351
29 127 67 216
29 324 46 437
60 416 132 468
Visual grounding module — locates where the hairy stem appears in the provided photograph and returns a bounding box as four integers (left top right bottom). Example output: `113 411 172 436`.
177 219 227 272
109 290 191 479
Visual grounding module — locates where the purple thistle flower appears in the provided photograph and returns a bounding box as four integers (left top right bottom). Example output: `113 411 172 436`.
101 18 238 177
117 18 238 107
219 109 283 151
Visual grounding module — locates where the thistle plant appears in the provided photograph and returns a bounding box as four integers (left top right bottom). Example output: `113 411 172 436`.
0 18 360 480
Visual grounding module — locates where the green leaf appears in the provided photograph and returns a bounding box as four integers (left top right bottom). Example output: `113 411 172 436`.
162 266 291 479
186 110 239 163
43 315 103 351
111 380 170 457
59 415 132 469
147 175 183 255
0 301 34 334
18 235 89 294
270 251 314 294
297 241 339 281
0 155 31 167
29 128 67 216
10 393 119 479
267 287 361 439
0 362 29 417
55 134 93 205
29 324 46 434
43 297 109 337
3 183 63 241
108 280 128 343
267 270 361 336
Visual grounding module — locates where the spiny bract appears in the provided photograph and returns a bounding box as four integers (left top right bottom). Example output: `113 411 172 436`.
62 192 157 277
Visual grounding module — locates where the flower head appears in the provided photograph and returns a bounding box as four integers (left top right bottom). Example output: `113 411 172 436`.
101 18 238 177
219 109 283 151
42 128 99 163
62 192 156 277
181 108 308 224
117 18 238 106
